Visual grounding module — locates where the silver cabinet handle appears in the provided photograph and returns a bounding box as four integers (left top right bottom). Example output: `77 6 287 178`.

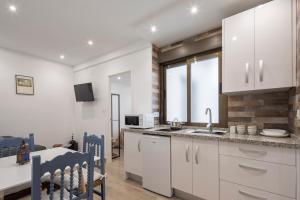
238 148 267 156
137 140 141 152
259 59 264 82
239 190 268 200
245 62 249 83
195 146 199 164
185 145 190 162
239 164 267 173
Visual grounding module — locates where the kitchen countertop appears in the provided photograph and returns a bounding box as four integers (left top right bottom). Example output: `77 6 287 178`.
122 126 300 149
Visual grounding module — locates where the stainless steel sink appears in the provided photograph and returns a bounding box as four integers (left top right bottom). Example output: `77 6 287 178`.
155 128 185 132
193 129 226 136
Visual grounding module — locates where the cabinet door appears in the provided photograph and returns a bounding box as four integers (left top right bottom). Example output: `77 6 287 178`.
255 0 294 89
223 9 255 93
193 140 219 200
171 137 193 194
124 131 143 176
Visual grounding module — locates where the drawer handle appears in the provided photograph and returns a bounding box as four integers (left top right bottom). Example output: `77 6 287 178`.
239 190 268 200
195 146 199 165
238 164 267 173
238 148 267 156
245 62 249 84
137 140 141 152
185 145 190 162
259 59 264 82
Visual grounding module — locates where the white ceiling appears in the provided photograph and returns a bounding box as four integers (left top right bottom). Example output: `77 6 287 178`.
0 0 269 66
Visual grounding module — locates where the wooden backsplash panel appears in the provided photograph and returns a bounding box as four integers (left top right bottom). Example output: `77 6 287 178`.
152 45 160 125
294 0 300 134
228 91 290 130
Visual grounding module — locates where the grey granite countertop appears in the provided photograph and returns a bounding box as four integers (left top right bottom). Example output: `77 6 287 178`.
122 126 300 149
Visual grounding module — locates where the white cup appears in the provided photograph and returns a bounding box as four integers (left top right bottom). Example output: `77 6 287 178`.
247 125 257 135
229 126 236 134
237 125 246 134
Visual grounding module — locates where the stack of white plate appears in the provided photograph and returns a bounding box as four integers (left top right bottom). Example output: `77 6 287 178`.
247 125 257 135
237 125 246 134
259 129 289 138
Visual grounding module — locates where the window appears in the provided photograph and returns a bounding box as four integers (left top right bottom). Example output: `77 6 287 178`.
166 63 187 122
191 57 219 123
163 52 222 125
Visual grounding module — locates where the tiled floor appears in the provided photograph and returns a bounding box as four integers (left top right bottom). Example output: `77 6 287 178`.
97 155 180 200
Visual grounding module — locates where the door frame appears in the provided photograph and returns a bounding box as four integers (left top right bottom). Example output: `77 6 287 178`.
111 93 121 159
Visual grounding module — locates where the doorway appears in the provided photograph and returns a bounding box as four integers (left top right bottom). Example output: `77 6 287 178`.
110 71 132 160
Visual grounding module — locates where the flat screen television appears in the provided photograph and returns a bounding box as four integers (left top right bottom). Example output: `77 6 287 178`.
74 83 94 102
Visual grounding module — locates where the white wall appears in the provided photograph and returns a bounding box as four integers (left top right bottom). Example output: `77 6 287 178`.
0 48 75 147
73 43 152 162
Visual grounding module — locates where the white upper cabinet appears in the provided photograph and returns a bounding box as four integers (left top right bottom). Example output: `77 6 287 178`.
222 0 296 93
223 9 255 93
255 0 294 89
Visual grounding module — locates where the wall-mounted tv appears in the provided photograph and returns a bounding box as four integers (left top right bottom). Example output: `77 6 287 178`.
74 83 94 102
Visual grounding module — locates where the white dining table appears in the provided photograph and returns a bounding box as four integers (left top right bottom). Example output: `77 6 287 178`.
0 147 100 200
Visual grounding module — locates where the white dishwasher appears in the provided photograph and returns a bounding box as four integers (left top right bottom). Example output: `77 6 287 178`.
142 134 172 197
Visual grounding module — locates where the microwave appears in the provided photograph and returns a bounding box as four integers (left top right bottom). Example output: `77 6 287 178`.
125 114 154 129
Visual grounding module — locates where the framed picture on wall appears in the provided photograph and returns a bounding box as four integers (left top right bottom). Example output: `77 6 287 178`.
15 75 34 95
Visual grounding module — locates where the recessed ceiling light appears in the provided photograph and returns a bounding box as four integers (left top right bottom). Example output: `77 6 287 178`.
117 76 121 80
9 4 17 13
190 6 198 14
150 25 157 33
60 55 65 60
87 40 94 46
232 36 237 41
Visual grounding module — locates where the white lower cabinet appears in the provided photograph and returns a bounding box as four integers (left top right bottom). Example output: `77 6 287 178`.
124 131 143 176
171 137 193 194
220 181 294 200
124 133 300 200
171 136 219 200
220 155 296 198
193 139 219 200
220 142 297 200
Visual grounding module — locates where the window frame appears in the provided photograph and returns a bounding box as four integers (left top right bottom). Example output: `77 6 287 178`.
161 50 227 127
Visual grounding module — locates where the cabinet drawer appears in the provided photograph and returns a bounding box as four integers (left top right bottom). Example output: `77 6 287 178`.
219 141 296 165
220 155 296 198
220 181 295 200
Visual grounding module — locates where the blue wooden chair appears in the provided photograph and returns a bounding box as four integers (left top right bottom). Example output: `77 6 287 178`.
0 133 34 158
83 132 106 200
31 147 95 200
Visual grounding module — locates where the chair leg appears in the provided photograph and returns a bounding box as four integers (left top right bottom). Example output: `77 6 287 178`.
93 179 105 200
101 179 106 200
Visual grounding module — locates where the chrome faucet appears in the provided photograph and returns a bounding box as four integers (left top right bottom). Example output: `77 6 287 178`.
205 108 213 133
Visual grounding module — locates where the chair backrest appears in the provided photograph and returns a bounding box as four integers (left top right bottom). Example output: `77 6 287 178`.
31 147 95 200
0 133 34 158
83 132 105 175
